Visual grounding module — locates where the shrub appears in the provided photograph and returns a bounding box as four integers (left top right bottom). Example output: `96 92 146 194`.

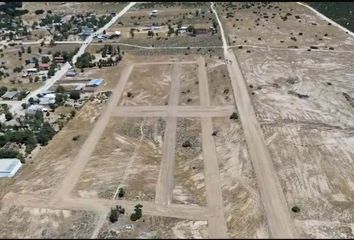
230 112 238 120
69 90 80 100
5 112 13 121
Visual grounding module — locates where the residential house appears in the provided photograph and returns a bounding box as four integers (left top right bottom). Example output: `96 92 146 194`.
1 91 18 100
38 63 50 71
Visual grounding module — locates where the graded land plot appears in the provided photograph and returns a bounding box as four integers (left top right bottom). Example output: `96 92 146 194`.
235 40 354 237
206 58 235 106
0 100 105 198
236 48 354 128
97 214 208 239
172 118 206 206
218 2 354 51
178 63 200 106
73 117 166 201
119 64 172 106
262 124 354 238
0 205 98 238
212 117 269 238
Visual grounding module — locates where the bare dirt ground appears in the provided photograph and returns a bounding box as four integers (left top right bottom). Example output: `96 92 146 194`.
213 117 269 238
3 99 105 197
222 2 354 238
97 214 208 239
206 58 235 106
236 47 354 238
0 205 98 238
219 2 354 51
73 117 165 201
172 117 206 206
178 64 200 105
119 64 172 106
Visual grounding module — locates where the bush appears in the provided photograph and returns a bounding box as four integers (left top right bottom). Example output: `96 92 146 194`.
56 85 66 93
0 148 22 159
109 207 119 223
130 204 143 221
118 187 125 198
69 90 80 100
34 9 44 15
0 86 7 96
36 122 55 146
230 112 238 120
5 112 13 121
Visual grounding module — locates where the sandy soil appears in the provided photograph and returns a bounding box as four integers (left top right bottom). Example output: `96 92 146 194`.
213 117 269 238
230 4 354 237
119 64 172 106
179 64 200 105
0 205 98 238
73 117 165 201
172 118 206 206
97 214 208 239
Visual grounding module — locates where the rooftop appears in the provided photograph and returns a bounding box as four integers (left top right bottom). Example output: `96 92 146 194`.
0 158 22 178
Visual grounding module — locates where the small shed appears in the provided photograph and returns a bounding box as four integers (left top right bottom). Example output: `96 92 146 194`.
38 63 50 71
25 104 44 116
39 93 56 105
0 158 22 178
87 79 103 87
1 91 18 100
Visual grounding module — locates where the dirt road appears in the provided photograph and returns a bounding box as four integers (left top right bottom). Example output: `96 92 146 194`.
198 56 228 238
211 2 297 238
155 63 181 206
113 105 234 117
53 64 134 201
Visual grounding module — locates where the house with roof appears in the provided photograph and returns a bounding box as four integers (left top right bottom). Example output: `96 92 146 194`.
0 158 22 178
85 79 103 92
1 91 18 100
39 93 56 105
38 63 50 71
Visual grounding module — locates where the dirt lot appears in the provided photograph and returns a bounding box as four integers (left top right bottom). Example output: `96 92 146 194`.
97 214 208 239
234 35 354 238
22 2 126 25
212 117 268 238
206 58 235 106
3 96 106 197
218 2 354 51
73 117 165 201
119 64 172 106
172 118 206 206
0 205 98 238
179 64 199 105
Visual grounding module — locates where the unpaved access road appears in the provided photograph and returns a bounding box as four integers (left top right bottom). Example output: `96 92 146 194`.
155 63 181 206
53 64 134 201
198 56 228 238
211 2 297 238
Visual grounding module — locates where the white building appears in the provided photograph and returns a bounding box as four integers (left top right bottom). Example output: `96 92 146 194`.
39 93 56 105
0 158 22 178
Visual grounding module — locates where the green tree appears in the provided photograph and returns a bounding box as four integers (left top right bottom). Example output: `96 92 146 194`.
69 90 80 100
56 85 66 93
5 111 13 121
36 122 55 146
130 204 143 221
0 86 8 96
